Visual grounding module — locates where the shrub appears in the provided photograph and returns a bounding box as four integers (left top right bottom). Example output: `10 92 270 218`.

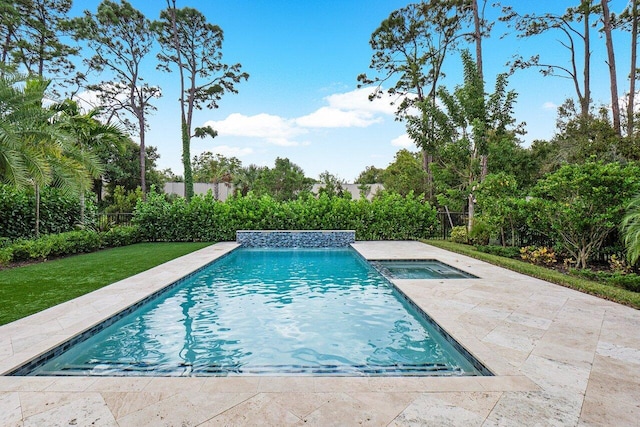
0 247 13 265
469 220 491 245
527 161 640 269
520 246 557 266
0 226 141 265
9 230 102 262
0 184 97 240
475 245 520 258
569 269 640 293
450 226 468 244
133 190 439 242
101 226 141 247
609 254 632 274
609 274 640 292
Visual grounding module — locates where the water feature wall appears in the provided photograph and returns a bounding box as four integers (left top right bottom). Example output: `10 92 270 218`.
236 230 355 248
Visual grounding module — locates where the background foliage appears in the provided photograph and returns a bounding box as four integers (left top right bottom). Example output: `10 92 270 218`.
0 184 97 240
133 190 438 242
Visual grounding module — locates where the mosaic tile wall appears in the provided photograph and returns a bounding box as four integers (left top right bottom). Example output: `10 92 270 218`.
236 230 355 248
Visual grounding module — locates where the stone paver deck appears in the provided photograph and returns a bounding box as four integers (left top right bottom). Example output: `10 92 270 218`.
0 240 638 426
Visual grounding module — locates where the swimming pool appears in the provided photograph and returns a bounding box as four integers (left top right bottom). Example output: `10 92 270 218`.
15 248 490 377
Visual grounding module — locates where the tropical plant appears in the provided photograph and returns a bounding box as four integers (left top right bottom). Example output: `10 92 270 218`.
1 75 106 235
192 152 241 200
621 193 640 265
0 74 51 188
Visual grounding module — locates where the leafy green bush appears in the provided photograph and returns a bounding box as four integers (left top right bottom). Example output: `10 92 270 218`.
0 247 13 264
0 226 142 265
450 226 468 244
527 161 640 269
9 231 102 262
475 245 520 258
569 269 640 292
101 226 141 247
104 186 144 214
0 184 97 240
133 190 439 242
469 220 492 245
609 274 640 292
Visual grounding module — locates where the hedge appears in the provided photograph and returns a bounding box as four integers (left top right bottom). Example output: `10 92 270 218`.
0 184 97 240
133 191 439 242
0 226 141 265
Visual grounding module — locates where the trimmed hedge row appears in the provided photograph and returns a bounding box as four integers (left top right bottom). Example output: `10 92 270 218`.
133 191 439 242
0 184 97 240
570 269 640 293
0 226 141 265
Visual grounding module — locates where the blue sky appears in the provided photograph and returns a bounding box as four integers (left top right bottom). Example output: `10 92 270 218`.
70 1 631 182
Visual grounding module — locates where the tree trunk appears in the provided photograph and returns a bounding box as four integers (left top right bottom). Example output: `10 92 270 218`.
472 0 489 179
480 154 488 181
468 192 474 232
628 0 638 137
35 183 40 238
472 0 484 82
582 2 592 118
601 0 621 136
181 120 193 200
139 118 147 197
422 150 433 200
80 191 85 225
167 0 191 200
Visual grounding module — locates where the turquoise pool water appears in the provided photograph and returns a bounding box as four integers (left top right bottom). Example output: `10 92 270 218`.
24 248 487 377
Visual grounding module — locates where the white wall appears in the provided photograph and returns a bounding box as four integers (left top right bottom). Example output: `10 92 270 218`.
163 182 384 201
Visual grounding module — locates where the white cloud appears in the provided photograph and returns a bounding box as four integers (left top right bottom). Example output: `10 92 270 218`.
391 134 414 148
201 87 403 144
542 101 557 110
74 90 103 113
295 87 399 128
324 87 398 115
205 113 303 139
295 107 380 128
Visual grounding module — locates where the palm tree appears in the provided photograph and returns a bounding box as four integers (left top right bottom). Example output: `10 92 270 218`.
621 194 640 265
53 99 128 220
1 74 114 235
0 74 52 189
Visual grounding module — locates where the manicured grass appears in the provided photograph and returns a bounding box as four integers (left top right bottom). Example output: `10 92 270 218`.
423 239 640 310
0 242 211 325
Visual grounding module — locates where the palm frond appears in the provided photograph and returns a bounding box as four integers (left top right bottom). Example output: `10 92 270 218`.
621 194 640 265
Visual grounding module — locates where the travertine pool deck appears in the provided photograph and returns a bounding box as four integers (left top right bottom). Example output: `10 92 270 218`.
0 240 638 426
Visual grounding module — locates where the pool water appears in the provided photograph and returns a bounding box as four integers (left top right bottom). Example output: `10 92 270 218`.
24 248 487 377
371 260 477 280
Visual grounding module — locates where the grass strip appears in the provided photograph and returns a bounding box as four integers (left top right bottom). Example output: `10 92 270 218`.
423 239 640 310
0 242 211 325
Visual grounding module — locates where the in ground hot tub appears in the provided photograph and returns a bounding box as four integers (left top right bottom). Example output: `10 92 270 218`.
370 260 477 280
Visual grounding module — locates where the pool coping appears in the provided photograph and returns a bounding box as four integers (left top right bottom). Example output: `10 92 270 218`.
1 240 638 425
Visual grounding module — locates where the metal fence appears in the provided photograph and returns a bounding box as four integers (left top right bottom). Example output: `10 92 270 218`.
96 212 134 229
434 211 467 239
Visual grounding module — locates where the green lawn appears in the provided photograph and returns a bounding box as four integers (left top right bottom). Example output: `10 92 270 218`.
423 239 640 310
0 242 211 325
